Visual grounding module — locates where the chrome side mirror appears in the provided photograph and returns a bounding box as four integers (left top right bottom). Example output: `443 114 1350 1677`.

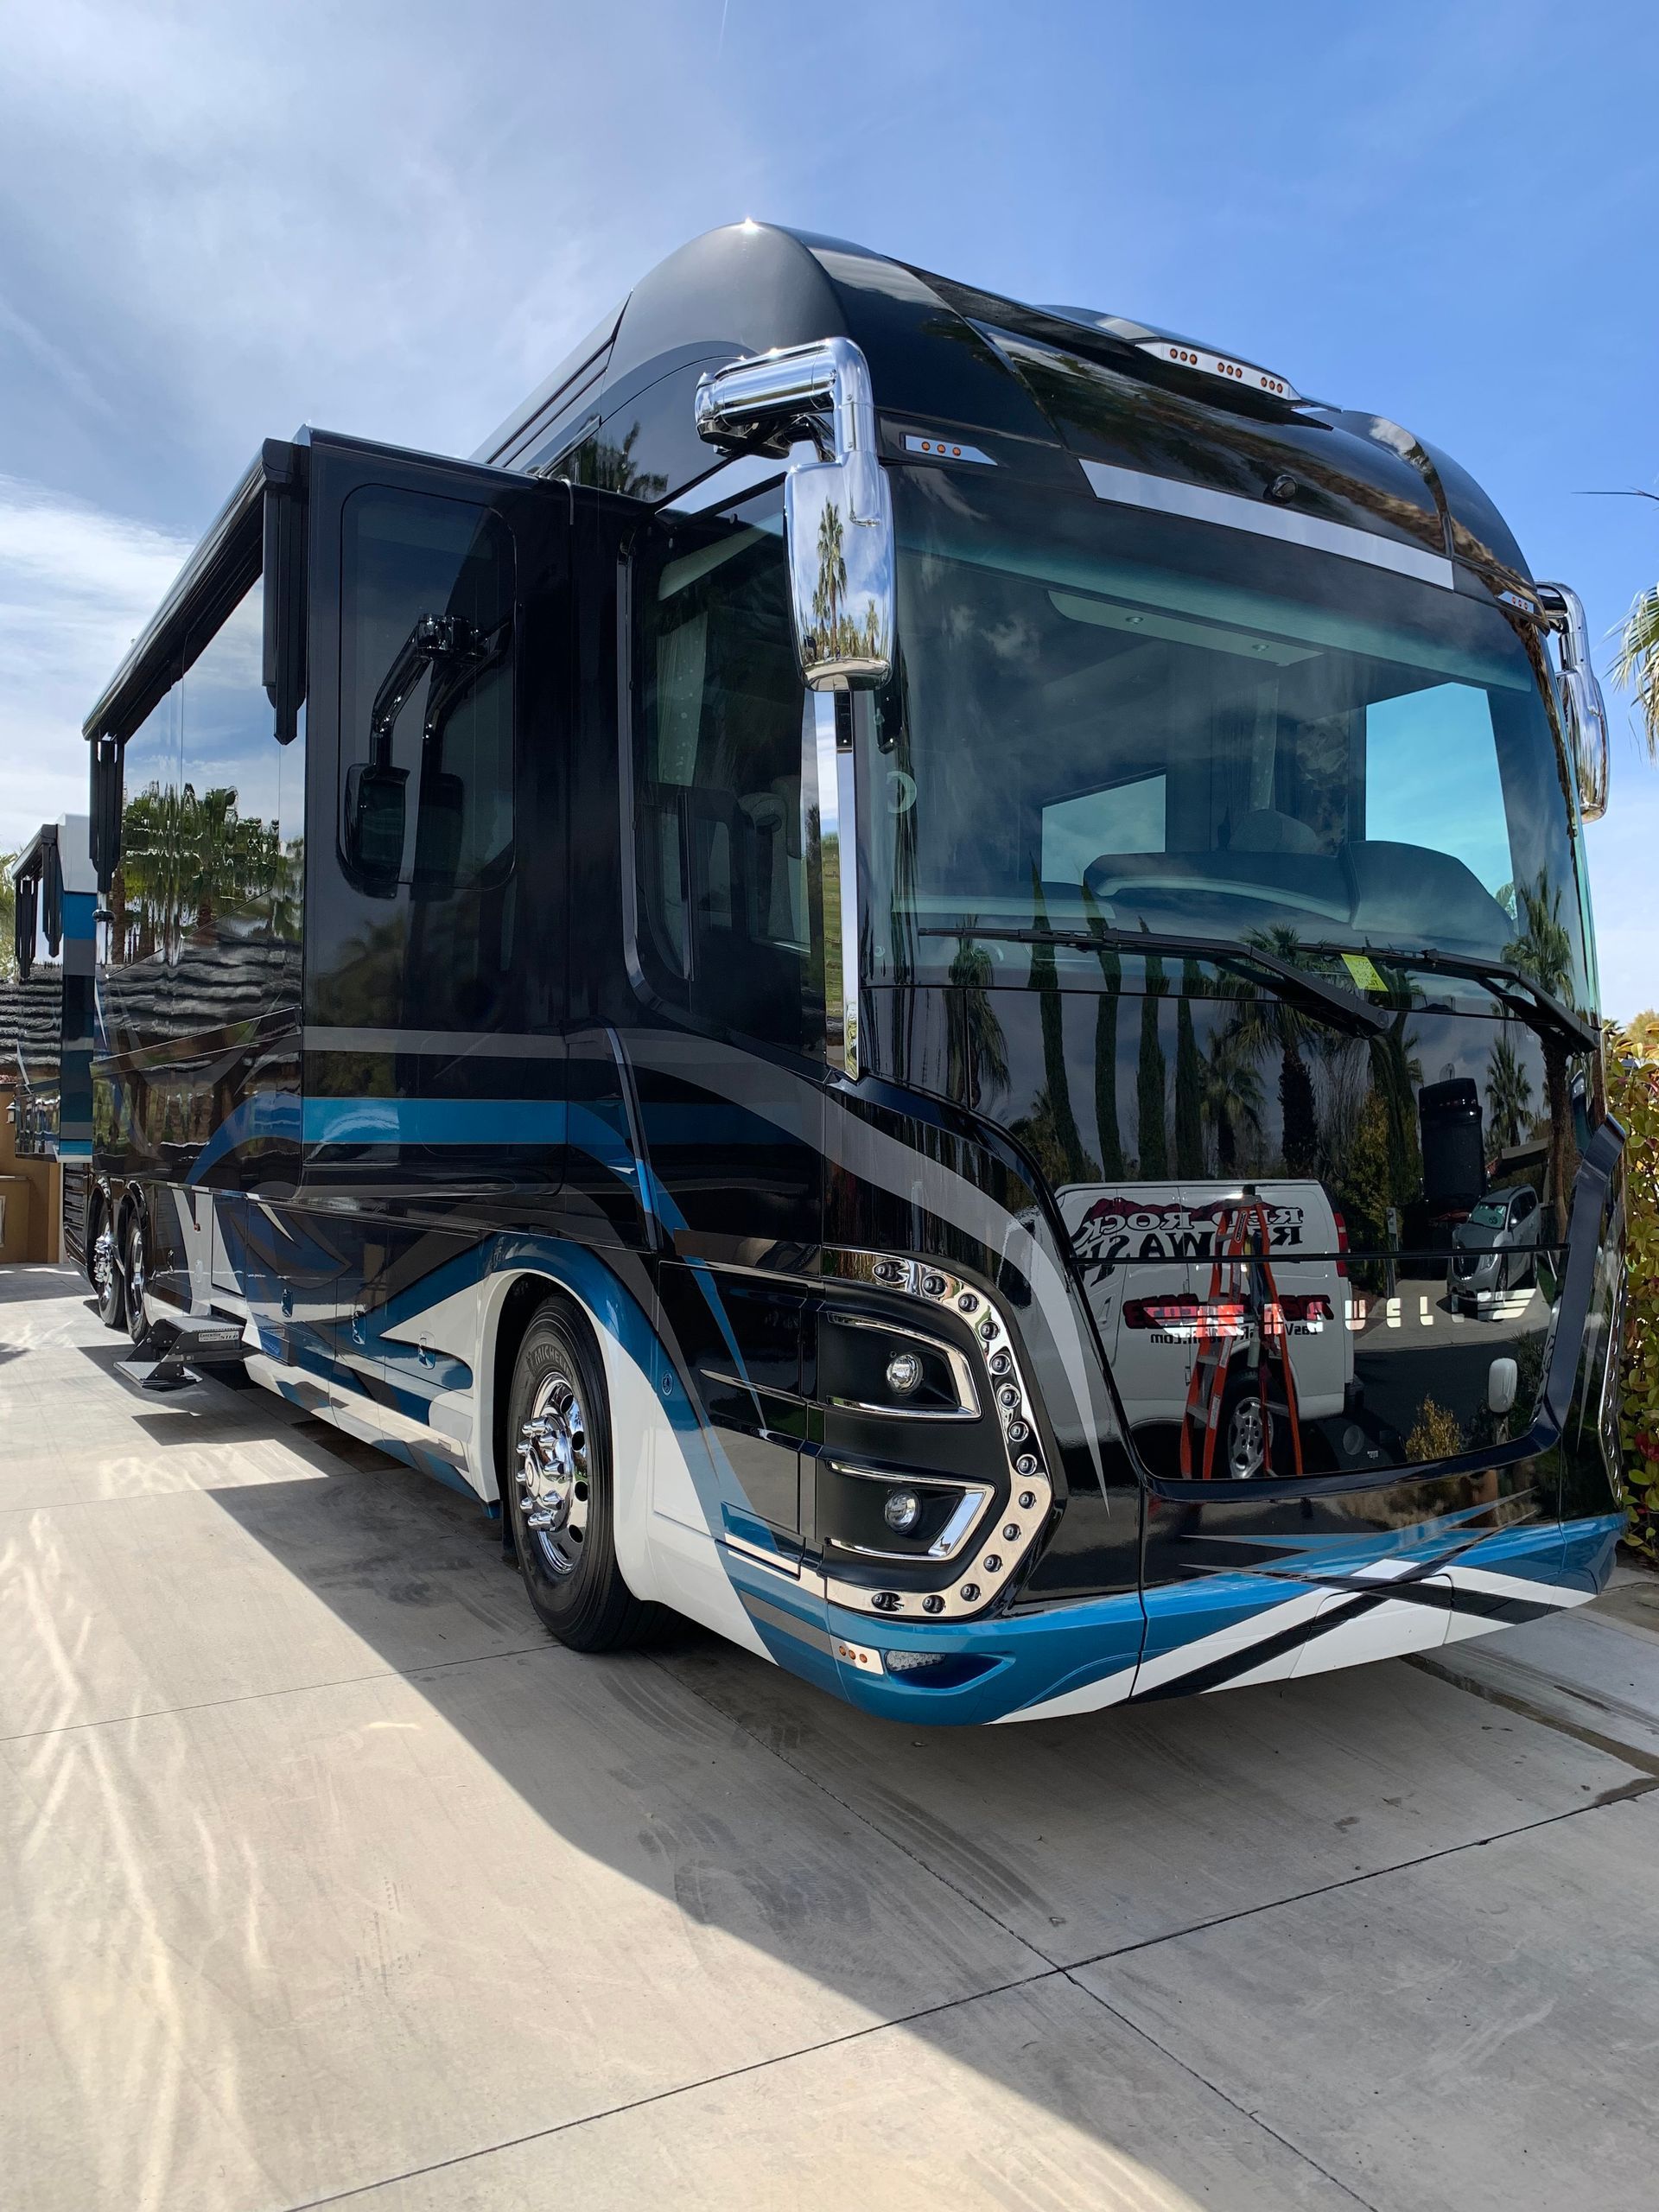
1536 582 1610 821
695 338 894 691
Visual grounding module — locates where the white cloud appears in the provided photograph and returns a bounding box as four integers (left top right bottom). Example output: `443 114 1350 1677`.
0 475 191 851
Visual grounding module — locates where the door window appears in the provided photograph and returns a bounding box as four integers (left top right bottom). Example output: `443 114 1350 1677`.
632 502 822 1054
330 486 518 1033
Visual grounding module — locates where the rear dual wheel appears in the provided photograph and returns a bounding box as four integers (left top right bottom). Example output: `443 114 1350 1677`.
503 1300 660 1651
123 1211 150 1346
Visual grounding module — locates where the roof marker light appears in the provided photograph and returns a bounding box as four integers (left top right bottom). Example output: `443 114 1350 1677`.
1138 339 1301 404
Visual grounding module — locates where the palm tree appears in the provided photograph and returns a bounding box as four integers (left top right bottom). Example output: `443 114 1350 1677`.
1082 884 1125 1179
1028 869 1090 1182
1505 871 1578 1228
561 422 667 502
1613 579 1659 756
1202 1024 1265 1175
1174 958 1205 1175
1137 950 1169 1178
944 926 1010 1110
1231 925 1319 1174
0 852 16 982
1485 1021 1534 1154
810 500 849 659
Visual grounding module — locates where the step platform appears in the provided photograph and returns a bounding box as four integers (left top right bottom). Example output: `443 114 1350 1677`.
116 1313 251 1391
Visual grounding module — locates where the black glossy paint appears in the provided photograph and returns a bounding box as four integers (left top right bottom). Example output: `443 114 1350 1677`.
86 227 1623 1648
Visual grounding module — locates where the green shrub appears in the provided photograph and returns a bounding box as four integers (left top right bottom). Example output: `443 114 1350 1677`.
1608 1015 1659 1563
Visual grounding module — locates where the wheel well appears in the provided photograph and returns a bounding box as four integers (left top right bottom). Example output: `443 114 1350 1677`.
489 1274 588 1503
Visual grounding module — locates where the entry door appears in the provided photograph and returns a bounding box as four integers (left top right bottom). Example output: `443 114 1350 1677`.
294 433 588 1399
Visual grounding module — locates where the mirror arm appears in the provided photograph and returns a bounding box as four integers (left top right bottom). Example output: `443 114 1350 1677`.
695 337 895 693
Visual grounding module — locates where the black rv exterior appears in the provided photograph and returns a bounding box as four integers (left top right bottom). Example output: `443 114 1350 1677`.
79 223 1626 1721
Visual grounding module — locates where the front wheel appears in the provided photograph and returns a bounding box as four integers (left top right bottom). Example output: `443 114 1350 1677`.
91 1208 126 1331
504 1300 662 1651
1220 1371 1277 1481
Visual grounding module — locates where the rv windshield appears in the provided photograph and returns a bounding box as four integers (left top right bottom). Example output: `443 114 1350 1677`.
864 466 1589 1007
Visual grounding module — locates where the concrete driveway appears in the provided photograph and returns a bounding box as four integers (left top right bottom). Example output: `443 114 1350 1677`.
3 1263 1656 2211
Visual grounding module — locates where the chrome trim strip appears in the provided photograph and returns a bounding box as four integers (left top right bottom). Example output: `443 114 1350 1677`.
724 1529 802 1579
304 1026 565 1058
814 691 864 1078
1078 457 1455 590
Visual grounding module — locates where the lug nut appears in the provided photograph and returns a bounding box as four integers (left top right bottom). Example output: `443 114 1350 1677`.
1018 1491 1036 1510
1016 1454 1038 1475
922 1594 944 1614
982 1554 1002 1573
1002 1523 1020 1542
959 1583 981 1603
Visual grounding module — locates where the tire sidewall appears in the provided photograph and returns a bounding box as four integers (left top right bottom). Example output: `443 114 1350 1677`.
123 1207 149 1346
505 1304 626 1643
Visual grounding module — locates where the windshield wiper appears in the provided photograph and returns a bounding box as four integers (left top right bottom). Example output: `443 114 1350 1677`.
1302 944 1599 1056
918 924 1391 1037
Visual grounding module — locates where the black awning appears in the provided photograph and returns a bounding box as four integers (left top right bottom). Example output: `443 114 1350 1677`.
81 438 303 746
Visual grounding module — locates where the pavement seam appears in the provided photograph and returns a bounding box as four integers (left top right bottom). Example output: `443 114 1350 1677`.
1058 1967 1382 2211
652 1650 1064 1971
1068 1776 1659 1970
270 1967 1066 2212
1408 1651 1659 1778
0 1639 565 1746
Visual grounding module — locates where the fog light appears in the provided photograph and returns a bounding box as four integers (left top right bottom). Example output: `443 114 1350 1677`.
885 1350 924 1396
885 1648 950 1675
885 1487 923 1533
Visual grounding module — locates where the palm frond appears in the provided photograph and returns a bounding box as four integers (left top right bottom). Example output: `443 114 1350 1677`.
1611 583 1659 760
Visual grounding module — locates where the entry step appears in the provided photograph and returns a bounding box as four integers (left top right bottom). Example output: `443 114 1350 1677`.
116 1313 251 1391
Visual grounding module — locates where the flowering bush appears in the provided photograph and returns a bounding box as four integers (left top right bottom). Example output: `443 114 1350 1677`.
1608 1015 1659 1562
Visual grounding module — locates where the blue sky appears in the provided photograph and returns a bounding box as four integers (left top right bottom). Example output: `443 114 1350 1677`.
3 0 1656 1010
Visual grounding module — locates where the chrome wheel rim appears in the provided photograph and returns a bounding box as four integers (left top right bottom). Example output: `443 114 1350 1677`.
92 1226 117 1306
125 1223 146 1313
1227 1392 1267 1480
517 1370 590 1577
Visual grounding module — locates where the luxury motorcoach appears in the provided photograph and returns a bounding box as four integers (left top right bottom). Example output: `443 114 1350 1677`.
73 222 1627 1721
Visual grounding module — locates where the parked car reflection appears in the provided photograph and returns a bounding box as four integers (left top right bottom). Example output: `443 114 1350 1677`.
1448 1183 1542 1309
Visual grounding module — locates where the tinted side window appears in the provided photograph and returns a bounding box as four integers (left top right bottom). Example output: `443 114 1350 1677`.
110 683 180 974
327 486 518 1033
103 680 182 1076
633 505 822 1054
178 578 305 1018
